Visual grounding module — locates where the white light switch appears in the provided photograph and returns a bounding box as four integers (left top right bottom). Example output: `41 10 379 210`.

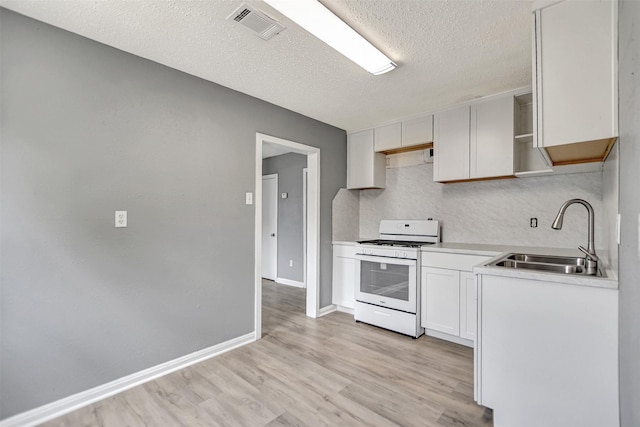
115 211 127 228
245 192 253 205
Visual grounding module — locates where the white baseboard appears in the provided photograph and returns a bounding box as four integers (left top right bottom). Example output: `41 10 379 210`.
0 332 256 427
426 329 474 348
275 277 305 288
317 304 337 317
336 305 355 315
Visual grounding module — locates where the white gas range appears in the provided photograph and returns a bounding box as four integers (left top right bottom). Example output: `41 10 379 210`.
354 219 440 338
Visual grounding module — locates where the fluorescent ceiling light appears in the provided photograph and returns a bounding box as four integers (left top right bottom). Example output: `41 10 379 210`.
263 0 397 75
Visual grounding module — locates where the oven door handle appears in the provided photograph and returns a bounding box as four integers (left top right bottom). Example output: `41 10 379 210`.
354 254 417 265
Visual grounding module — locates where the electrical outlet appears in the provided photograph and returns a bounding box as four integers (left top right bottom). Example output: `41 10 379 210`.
115 211 127 228
245 192 253 205
530 217 538 228
289 259 293 267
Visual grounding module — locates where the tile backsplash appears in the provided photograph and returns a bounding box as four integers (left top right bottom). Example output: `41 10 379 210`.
332 188 360 241
359 163 604 249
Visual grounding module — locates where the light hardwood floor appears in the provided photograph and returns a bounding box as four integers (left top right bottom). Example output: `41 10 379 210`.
43 280 491 426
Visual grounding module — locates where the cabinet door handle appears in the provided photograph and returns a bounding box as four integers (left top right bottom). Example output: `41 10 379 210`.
270 233 276 237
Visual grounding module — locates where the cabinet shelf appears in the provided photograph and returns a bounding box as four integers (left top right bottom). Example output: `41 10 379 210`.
513 93 552 176
514 138 552 176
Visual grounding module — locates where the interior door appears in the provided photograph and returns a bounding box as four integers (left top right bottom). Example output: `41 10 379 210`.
262 174 278 280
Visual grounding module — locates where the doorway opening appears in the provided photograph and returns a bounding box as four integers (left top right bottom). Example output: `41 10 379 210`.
261 174 278 281
254 133 320 339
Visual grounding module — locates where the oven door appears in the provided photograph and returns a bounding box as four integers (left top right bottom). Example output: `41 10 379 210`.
354 254 417 313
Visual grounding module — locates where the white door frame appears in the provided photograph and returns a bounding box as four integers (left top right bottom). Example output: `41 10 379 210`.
302 167 308 289
255 133 320 339
261 173 278 281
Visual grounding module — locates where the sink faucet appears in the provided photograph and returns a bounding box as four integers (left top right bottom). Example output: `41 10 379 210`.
552 199 599 274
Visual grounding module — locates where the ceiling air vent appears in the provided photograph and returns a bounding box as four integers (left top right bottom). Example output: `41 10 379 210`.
228 3 285 40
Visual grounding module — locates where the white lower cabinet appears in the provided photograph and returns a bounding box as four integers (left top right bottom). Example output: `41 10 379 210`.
422 267 460 336
332 244 358 310
476 274 619 427
459 272 477 341
421 251 493 347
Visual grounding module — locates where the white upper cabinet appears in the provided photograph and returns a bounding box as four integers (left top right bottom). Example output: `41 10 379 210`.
374 122 402 152
402 115 434 148
433 106 471 182
471 96 515 179
347 129 386 189
374 115 434 153
533 0 618 164
434 97 515 183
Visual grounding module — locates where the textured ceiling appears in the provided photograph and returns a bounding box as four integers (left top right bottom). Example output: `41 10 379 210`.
0 0 533 132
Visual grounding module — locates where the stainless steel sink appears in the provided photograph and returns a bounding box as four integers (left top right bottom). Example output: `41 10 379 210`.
495 260 586 274
505 254 586 267
489 253 605 277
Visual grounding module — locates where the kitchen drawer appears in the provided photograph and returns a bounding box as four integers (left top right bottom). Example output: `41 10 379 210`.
354 302 418 337
334 244 358 258
421 252 492 272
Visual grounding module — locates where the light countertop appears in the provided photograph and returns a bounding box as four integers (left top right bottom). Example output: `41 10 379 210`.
474 254 617 290
332 240 358 246
333 240 618 290
424 243 618 290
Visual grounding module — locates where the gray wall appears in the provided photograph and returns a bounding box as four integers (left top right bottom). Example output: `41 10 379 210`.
618 2 640 425
0 9 345 418
263 153 307 283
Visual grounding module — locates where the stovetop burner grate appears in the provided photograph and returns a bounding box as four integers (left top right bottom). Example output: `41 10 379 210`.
357 239 435 248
